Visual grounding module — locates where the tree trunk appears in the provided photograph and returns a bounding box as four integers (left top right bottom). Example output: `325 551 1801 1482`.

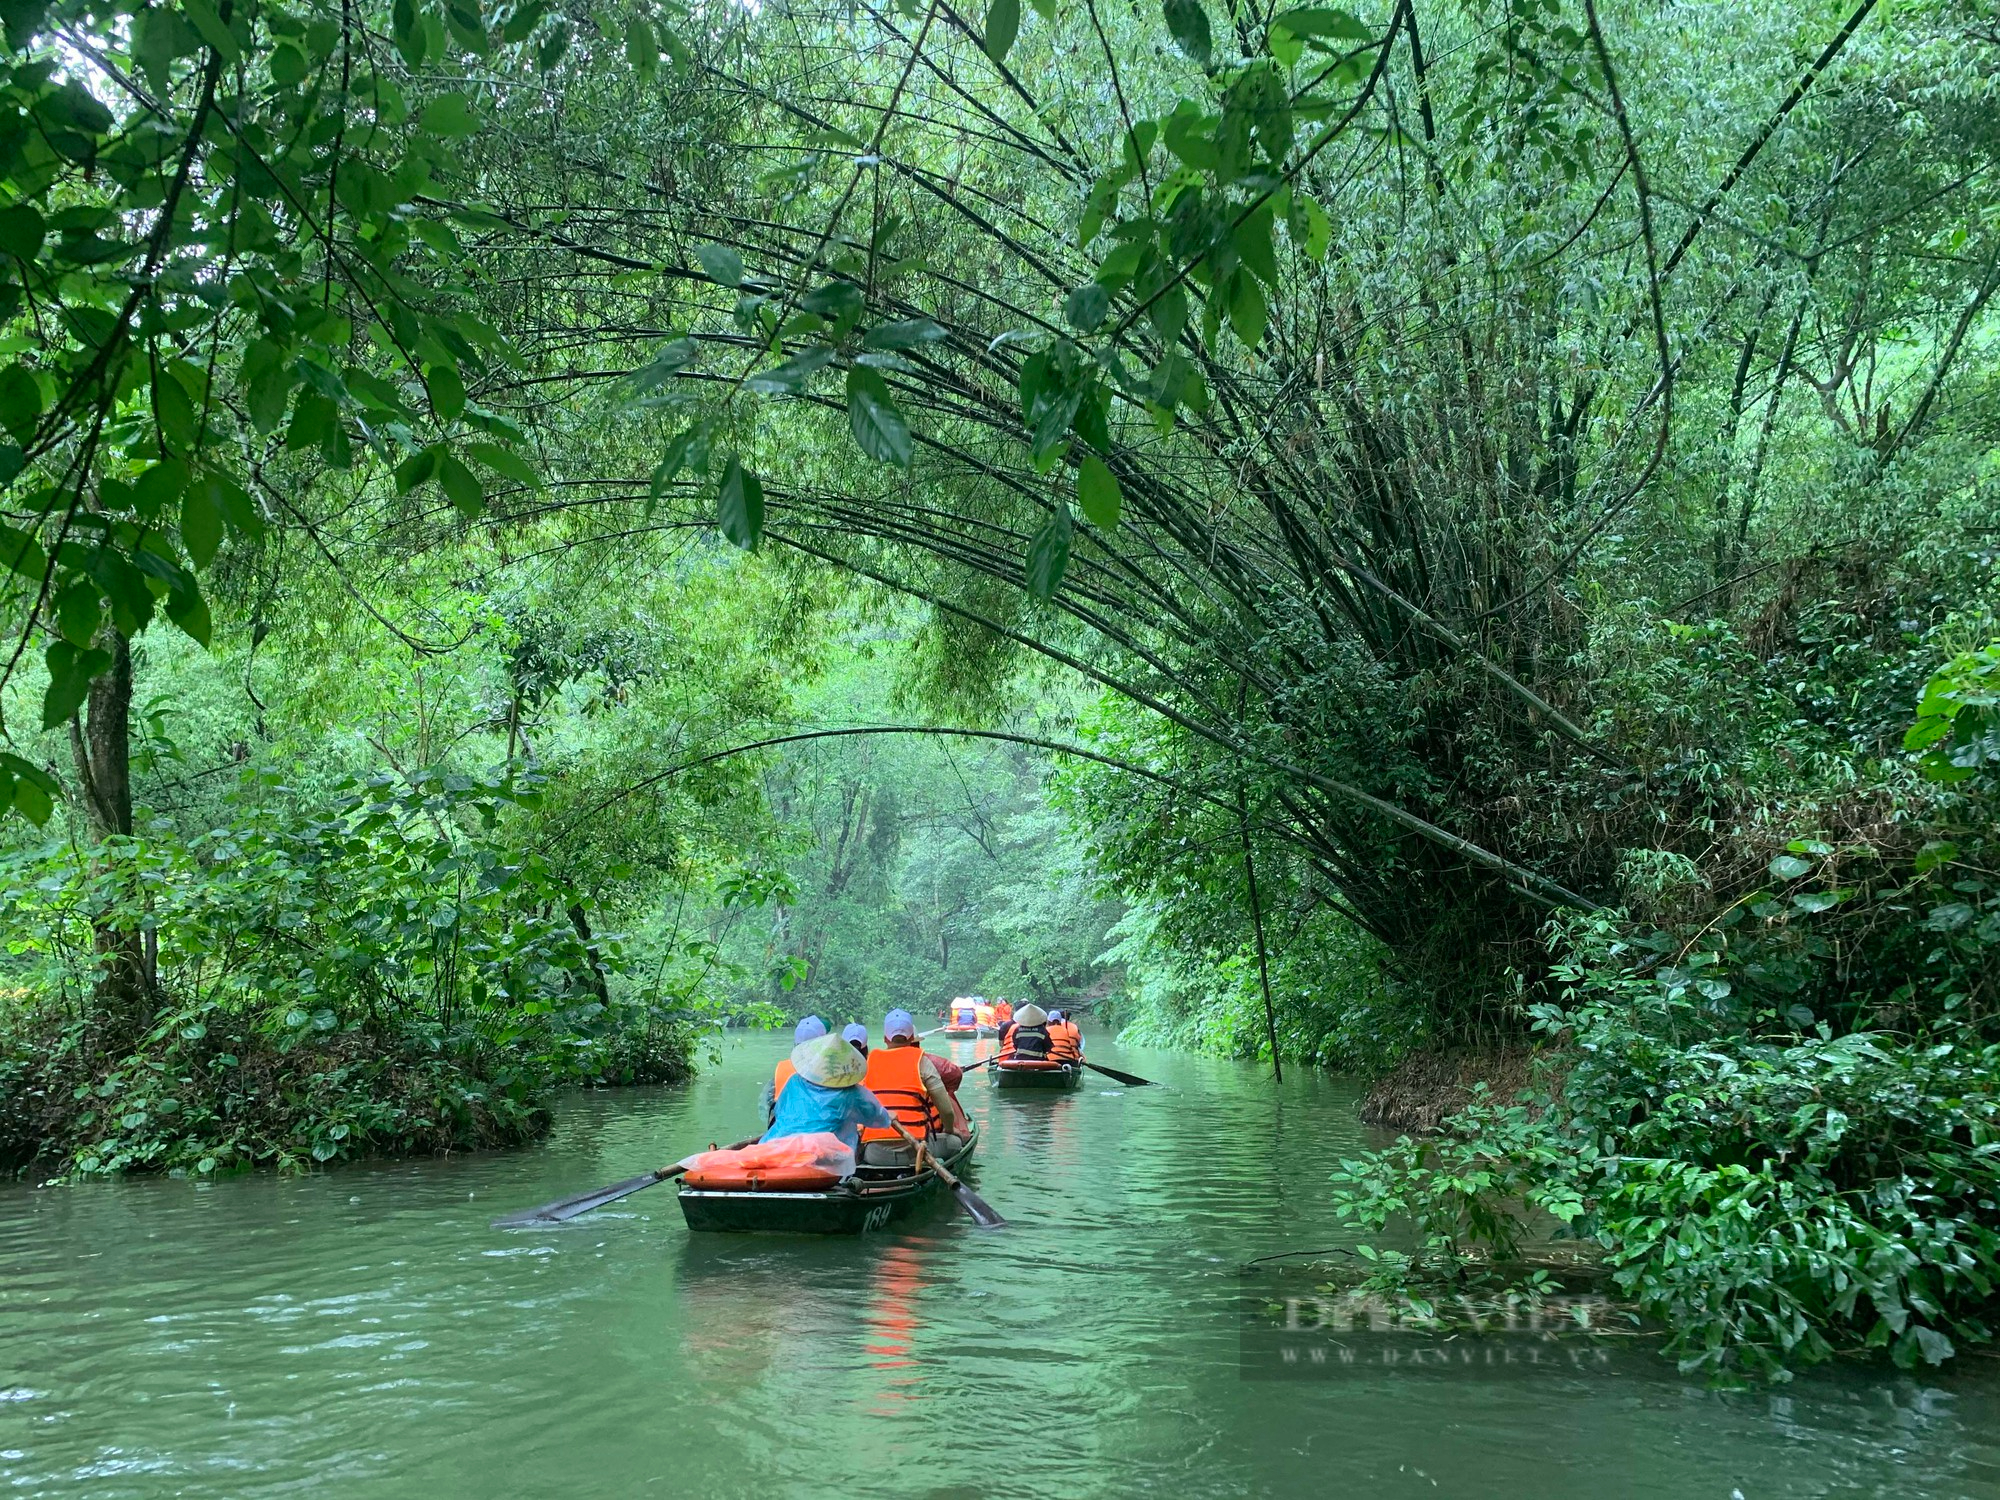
68 628 148 1025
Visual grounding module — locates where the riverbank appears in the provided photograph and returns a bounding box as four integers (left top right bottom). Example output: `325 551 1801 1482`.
0 1001 697 1180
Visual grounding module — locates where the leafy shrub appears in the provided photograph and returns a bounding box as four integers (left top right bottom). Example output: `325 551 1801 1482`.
1330 909 2000 1380
0 771 697 1177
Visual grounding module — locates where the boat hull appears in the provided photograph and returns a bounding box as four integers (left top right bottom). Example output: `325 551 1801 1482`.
677 1130 978 1234
993 1061 1085 1090
942 1026 979 1040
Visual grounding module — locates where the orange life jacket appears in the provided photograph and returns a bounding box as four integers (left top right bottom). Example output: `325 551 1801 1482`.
859 1043 941 1143
769 1059 796 1120
1049 1020 1082 1063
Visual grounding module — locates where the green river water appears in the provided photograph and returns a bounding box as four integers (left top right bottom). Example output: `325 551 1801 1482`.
6 1028 2000 1499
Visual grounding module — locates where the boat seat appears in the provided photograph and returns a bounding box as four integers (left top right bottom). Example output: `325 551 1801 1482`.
860 1131 965 1169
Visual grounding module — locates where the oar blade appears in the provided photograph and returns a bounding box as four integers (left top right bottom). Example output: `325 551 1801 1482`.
1084 1060 1155 1087
952 1181 1007 1228
491 1170 664 1229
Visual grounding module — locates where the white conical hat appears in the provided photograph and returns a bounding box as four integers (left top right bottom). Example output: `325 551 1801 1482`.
792 1030 866 1087
1015 1004 1048 1026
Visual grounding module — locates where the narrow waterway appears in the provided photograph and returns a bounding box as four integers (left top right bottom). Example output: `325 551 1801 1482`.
5 1029 2000 1498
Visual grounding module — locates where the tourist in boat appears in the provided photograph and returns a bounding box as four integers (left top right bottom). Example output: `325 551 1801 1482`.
843 1022 870 1059
998 1003 1052 1059
992 997 1013 1029
762 1031 904 1152
1047 1010 1084 1063
765 1015 829 1125
932 1053 964 1096
858 1008 969 1167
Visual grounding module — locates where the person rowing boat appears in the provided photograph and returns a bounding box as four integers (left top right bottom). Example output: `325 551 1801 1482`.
859 1009 969 1167
997 1003 1050 1059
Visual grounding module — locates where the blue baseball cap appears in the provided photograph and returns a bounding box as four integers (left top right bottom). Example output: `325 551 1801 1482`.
794 1016 828 1044
883 1008 916 1040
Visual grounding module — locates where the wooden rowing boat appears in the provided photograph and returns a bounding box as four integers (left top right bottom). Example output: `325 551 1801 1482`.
992 1059 1086 1091
677 1126 981 1234
941 1025 980 1039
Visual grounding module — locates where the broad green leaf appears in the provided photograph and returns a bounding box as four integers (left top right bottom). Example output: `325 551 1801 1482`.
1293 193 1332 260
269 42 308 86
241 338 293 435
93 548 155 636
717 456 763 550
204 470 263 539
1769 854 1813 881
53 578 100 646
500 0 548 42
0 522 46 581
420 93 479 137
438 453 484 516
132 550 212 647
42 640 111 730
1025 504 1072 600
0 363 41 443
536 20 570 68
425 360 466 421
392 0 427 63
747 346 833 395
1227 270 1268 348
846 366 912 467
1162 0 1211 66
630 336 697 393
130 460 187 523
153 366 198 453
649 424 709 505
861 318 947 351
180 475 223 568
0 203 43 261
625 14 659 77
800 280 864 319
1269 6 1371 41
1077 455 1122 529
180 0 241 61
1234 203 1279 287
163 579 211 646
1064 283 1111 332
394 445 440 495
466 441 541 488
695 243 743 287
984 0 1019 63
286 392 339 454
1 752 54 824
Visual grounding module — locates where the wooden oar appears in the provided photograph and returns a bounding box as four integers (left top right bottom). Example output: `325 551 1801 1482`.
898 1125 1006 1229
492 1136 757 1228
974 1053 1156 1087
1082 1059 1156 1087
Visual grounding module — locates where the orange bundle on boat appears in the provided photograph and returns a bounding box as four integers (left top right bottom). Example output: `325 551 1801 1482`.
678 1132 855 1191
997 1057 1063 1070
